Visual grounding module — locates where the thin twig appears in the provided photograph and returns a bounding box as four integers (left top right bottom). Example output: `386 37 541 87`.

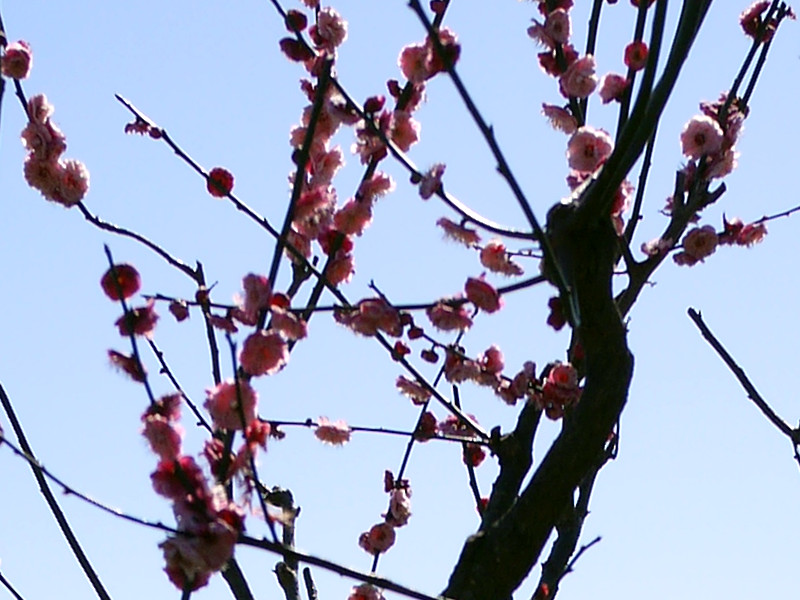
0 383 113 600
687 308 797 441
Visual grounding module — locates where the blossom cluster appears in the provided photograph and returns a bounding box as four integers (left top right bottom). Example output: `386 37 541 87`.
669 216 767 267
357 471 412 556
20 94 90 207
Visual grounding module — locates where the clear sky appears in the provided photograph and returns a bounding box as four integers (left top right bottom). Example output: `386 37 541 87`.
1 1 799 599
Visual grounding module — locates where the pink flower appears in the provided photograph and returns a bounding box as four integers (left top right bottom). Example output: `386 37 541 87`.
706 148 739 180
559 55 597 98
335 298 402 337
108 350 146 382
479 345 504 375
463 443 486 467
101 264 141 300
204 379 258 430
736 222 767 246
310 7 348 51
480 240 524 276
116 300 159 338
426 300 472 331
567 126 613 173
1 40 32 79
358 172 395 201
314 417 351 446
21 120 66 161
541 104 578 134
240 330 289 377
358 523 396 554
385 488 412 527
437 217 480 246
598 73 629 103
348 584 386 600
325 250 355 285
539 362 582 418
439 414 480 438
57 159 90 205
545 9 571 44
640 236 673 257
398 43 430 83
680 225 718 263
142 416 184 461
27 94 54 125
414 411 439 441
419 163 445 200
207 167 234 197
444 351 481 384
151 455 207 501
390 110 420 152
271 308 308 341
23 156 61 201
334 199 373 236
680 115 723 160
396 376 431 405
624 41 648 71
465 277 503 313
239 274 272 322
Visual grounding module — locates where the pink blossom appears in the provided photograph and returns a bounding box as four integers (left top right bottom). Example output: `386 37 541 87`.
204 379 258 430
385 488 412 527
480 240 524 276
419 163 445 200
598 73 629 103
680 115 723 160
21 119 66 161
559 55 597 98
57 159 90 206
541 104 578 134
271 307 308 340
325 250 355 285
314 417 351 446
101 264 141 300
358 523 396 554
545 9 571 44
479 345 504 375
640 237 673 257
334 199 373 236
151 455 207 501
23 156 61 201
465 277 503 313
108 350 146 382
240 330 289 377
27 94 54 125
239 274 272 322
736 222 767 246
390 110 420 152
437 217 480 246
624 41 648 71
439 414 480 439
463 443 486 467
396 376 431 405
706 148 739 180
348 584 386 600
142 416 184 461
683 225 718 261
398 43 430 83
414 411 439 441
567 126 613 173
207 167 234 197
427 300 472 331
116 300 159 338
539 362 582 418
335 298 402 337
358 172 395 201
310 7 348 51
1 40 32 79
309 146 344 188
285 229 312 263
444 351 481 384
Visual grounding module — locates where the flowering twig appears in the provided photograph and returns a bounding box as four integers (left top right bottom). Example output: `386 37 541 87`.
0 382 113 600
407 0 574 321
238 536 449 600
105 245 156 405
687 308 800 464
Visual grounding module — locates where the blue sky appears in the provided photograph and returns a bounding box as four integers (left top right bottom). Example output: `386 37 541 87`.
1 1 799 599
